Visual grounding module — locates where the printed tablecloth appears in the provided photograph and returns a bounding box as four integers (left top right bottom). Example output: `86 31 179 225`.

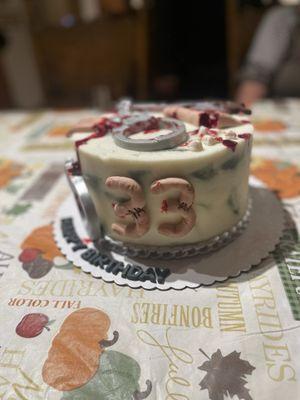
0 100 299 400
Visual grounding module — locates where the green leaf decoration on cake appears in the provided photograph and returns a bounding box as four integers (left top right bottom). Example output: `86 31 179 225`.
62 350 152 400
227 190 239 215
104 191 129 204
196 202 211 210
221 156 240 171
84 174 102 192
192 166 217 180
128 170 149 183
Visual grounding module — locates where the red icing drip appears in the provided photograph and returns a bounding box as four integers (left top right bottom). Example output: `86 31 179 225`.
161 200 168 213
75 117 122 149
222 139 237 152
238 133 251 140
75 132 97 148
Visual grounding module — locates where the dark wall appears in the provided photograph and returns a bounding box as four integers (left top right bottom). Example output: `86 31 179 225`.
151 1 227 99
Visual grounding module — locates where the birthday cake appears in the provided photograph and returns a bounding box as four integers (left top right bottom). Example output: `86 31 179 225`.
66 100 253 255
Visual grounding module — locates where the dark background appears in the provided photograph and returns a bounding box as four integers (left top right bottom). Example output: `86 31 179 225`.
0 0 279 108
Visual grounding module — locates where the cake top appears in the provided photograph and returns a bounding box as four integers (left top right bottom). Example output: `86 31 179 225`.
69 100 253 164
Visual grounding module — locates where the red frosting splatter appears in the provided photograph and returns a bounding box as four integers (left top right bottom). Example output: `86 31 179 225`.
199 113 210 127
199 112 219 128
222 139 237 152
161 200 168 213
75 117 122 149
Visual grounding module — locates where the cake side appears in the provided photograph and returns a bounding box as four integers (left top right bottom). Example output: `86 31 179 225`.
68 102 253 246
69 102 253 246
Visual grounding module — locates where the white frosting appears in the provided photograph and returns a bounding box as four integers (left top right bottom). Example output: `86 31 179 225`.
201 134 218 146
75 113 253 246
189 139 203 152
222 130 237 139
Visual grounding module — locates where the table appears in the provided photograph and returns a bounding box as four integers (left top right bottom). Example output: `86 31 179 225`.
0 100 299 399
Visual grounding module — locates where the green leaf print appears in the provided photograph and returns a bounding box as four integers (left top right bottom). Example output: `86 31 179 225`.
62 350 152 400
6 183 23 194
5 203 31 216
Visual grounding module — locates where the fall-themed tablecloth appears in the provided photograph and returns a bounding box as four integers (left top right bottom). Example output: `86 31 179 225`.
0 100 300 400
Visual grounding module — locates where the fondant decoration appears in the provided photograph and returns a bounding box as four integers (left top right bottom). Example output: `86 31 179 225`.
113 115 188 151
164 105 244 129
105 176 149 237
189 139 203 151
150 178 196 237
65 160 102 240
54 186 284 288
67 100 253 248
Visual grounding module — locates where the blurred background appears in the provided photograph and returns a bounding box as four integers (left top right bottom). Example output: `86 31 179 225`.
0 0 298 109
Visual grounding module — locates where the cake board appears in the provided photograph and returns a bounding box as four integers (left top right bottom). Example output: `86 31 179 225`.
53 184 284 291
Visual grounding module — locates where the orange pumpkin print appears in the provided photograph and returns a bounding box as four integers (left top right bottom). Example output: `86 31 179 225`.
19 225 65 279
251 159 300 199
42 308 118 391
253 119 287 132
0 159 23 188
21 225 62 261
47 125 71 137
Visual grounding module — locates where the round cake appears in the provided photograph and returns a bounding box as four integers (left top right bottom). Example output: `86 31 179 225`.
66 100 253 255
